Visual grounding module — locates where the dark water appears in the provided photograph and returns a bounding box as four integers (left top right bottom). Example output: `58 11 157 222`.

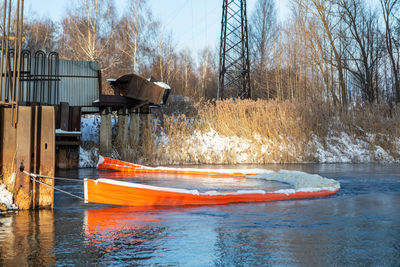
0 164 399 266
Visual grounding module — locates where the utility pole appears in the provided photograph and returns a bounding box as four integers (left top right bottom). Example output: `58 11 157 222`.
218 0 251 100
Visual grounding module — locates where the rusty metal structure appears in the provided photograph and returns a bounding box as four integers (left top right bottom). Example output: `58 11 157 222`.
0 0 172 208
0 0 56 210
218 0 251 99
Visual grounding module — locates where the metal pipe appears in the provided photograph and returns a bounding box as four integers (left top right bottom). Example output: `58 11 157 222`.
0 0 8 101
14 0 24 125
4 0 12 104
11 0 20 102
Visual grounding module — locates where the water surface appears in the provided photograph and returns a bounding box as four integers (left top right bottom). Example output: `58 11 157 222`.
0 164 399 266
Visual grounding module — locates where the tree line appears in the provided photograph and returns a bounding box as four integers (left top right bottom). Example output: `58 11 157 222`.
21 0 400 104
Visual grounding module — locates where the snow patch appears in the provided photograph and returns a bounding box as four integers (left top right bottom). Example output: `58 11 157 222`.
79 146 99 168
154 81 171 90
56 129 81 135
0 184 17 210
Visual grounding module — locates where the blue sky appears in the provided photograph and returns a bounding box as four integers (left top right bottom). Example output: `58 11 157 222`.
25 0 289 54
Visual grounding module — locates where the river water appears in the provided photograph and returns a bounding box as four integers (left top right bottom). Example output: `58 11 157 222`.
0 164 399 266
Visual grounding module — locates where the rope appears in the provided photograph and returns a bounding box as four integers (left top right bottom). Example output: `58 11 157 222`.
24 171 85 201
23 171 85 182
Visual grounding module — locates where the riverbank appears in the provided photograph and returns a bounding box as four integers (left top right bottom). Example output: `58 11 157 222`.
79 99 400 167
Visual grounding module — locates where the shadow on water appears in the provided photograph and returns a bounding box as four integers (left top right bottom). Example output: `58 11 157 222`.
0 164 399 266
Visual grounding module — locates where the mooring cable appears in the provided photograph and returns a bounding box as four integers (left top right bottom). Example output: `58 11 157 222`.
23 171 86 201
23 171 85 182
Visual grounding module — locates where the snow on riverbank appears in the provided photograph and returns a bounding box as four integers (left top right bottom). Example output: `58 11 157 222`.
79 116 400 167
153 128 399 165
311 132 399 163
0 184 17 210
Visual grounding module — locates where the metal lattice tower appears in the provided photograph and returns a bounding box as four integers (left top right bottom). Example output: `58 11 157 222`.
218 0 251 100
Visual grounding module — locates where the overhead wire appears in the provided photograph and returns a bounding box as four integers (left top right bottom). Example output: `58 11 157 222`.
162 0 191 26
175 1 220 50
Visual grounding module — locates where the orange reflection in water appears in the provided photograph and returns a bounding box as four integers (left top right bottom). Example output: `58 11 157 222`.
84 206 169 246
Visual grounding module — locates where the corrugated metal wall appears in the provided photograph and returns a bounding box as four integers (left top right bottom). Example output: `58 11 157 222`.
1 51 100 112
58 60 100 112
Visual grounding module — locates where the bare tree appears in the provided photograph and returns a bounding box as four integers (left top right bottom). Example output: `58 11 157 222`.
294 0 348 105
59 0 117 72
23 17 58 52
116 0 159 74
249 0 277 99
339 0 383 103
198 47 217 99
380 0 400 102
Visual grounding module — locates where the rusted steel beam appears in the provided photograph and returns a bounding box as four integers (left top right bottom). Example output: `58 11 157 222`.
95 94 143 108
0 108 2 180
32 106 41 208
69 106 81 131
59 102 69 131
38 106 55 208
1 107 17 193
14 106 33 210
55 141 80 146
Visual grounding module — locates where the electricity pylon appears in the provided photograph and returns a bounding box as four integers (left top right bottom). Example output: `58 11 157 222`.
218 0 251 100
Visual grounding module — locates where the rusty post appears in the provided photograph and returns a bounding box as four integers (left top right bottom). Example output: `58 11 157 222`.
38 106 55 208
1 107 17 192
14 106 33 209
59 102 69 131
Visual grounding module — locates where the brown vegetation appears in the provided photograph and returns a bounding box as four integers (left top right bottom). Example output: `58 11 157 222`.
120 99 400 165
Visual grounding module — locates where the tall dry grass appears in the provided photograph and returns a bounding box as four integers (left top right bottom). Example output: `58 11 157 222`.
124 99 400 165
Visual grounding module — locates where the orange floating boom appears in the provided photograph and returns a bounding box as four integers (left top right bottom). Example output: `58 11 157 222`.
97 156 264 177
84 178 340 207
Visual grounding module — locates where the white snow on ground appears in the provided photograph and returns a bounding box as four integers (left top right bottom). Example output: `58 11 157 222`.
0 184 17 210
183 129 253 163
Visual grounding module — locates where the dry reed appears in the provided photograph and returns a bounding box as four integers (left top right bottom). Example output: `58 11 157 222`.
122 99 400 165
